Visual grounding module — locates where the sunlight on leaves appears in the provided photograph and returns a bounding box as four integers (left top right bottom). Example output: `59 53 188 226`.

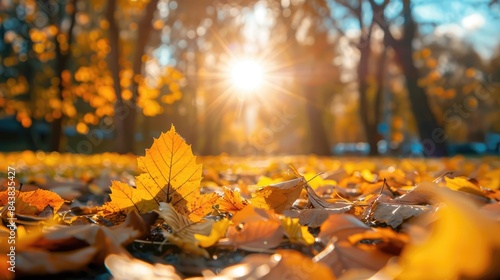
396 182 500 279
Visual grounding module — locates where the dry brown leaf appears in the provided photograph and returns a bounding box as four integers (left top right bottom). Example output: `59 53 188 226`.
284 208 350 228
13 210 146 276
318 214 371 244
370 202 431 228
227 205 283 250
249 177 304 213
305 184 353 210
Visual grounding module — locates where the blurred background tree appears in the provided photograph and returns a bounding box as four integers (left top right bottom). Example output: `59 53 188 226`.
1 0 499 156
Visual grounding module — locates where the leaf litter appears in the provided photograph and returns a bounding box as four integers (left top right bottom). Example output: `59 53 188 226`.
1 126 500 279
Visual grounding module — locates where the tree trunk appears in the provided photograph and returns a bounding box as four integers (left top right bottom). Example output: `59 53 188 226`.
357 41 379 156
371 40 388 155
49 0 77 152
393 0 447 156
106 0 130 154
112 0 157 154
395 45 447 156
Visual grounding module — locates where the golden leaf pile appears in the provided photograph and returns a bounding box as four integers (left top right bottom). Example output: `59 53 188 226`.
2 129 500 280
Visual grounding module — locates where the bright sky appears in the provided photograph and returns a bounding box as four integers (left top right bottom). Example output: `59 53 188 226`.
330 0 500 59
413 0 500 59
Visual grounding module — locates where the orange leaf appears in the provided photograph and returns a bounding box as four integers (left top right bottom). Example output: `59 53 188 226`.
218 187 248 214
250 177 304 213
228 205 283 250
183 191 219 222
0 189 64 214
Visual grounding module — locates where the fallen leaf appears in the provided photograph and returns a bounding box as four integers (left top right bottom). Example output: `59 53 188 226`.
163 231 210 258
370 202 431 228
136 125 203 216
396 182 500 279
305 184 353 210
154 202 213 243
218 187 248 214
303 172 337 190
105 253 182 280
444 176 481 191
284 208 349 228
194 219 230 247
103 125 213 222
227 205 283 250
107 181 154 213
281 217 314 245
183 191 220 222
478 169 500 190
214 250 335 280
0 189 64 214
13 210 146 276
318 214 370 244
313 238 392 277
250 177 305 213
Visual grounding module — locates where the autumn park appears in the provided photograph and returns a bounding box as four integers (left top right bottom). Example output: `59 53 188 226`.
1 0 500 279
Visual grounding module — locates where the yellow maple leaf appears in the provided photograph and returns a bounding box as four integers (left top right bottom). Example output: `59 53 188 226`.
250 177 304 213
136 125 203 213
107 181 154 213
104 125 213 222
281 217 315 245
194 219 230 248
184 192 219 222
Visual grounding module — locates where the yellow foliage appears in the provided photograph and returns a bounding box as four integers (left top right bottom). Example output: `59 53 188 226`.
396 183 500 279
194 219 230 247
444 176 481 191
281 217 315 245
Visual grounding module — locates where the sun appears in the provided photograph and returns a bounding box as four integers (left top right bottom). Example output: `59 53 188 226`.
228 58 265 93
